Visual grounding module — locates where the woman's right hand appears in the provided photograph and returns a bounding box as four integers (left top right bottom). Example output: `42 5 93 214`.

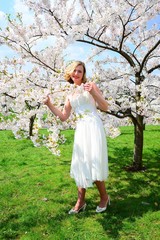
43 94 51 105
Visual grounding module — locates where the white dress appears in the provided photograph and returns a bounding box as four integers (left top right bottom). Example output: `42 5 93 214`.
69 86 108 188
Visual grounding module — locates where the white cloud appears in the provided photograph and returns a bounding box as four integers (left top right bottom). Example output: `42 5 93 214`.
0 10 5 19
13 0 34 24
64 42 92 61
0 10 7 29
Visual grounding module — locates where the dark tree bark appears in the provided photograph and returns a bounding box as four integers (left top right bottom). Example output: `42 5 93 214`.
132 115 145 171
29 114 36 137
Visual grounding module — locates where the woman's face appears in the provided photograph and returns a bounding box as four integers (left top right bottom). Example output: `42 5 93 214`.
70 64 84 85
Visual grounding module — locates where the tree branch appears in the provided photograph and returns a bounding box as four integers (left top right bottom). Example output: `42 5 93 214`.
26 78 47 89
3 93 16 99
77 36 135 67
140 40 160 73
148 64 160 74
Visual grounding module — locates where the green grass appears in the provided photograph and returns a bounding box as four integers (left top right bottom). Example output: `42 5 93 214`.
0 125 160 240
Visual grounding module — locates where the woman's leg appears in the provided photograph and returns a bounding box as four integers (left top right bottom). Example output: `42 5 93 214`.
73 187 86 210
94 181 109 207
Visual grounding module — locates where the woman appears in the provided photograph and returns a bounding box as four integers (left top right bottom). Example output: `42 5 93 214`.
44 61 110 214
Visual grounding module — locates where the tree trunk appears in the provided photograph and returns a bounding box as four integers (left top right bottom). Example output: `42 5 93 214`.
132 115 145 171
127 73 146 171
29 114 36 137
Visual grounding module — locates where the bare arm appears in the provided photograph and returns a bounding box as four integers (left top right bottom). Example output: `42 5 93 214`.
84 82 108 111
43 95 72 122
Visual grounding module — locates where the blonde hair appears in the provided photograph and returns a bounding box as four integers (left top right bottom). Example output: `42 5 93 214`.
64 61 87 84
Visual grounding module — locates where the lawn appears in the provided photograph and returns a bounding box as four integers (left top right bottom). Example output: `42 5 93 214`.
0 125 160 240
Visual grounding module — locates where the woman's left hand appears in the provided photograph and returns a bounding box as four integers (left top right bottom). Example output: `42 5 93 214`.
83 82 94 93
84 82 108 111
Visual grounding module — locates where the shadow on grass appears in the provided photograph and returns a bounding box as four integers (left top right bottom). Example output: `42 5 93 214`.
143 148 160 162
96 195 159 239
93 143 160 239
48 132 160 239
41 145 160 239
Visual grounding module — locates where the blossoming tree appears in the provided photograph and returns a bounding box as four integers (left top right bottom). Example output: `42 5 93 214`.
0 0 159 170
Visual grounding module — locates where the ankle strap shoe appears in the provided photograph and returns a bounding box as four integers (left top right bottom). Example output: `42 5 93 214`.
68 203 87 214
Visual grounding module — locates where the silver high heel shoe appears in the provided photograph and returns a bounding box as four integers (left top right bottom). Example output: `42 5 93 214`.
96 196 110 213
68 203 87 214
